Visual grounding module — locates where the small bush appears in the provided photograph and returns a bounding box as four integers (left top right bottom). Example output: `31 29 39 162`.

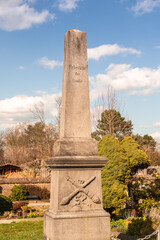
9 185 28 201
145 207 160 223
24 185 50 200
0 194 12 214
111 219 127 232
127 217 155 238
27 212 38 218
38 211 44 217
123 209 137 220
12 201 28 211
137 198 160 215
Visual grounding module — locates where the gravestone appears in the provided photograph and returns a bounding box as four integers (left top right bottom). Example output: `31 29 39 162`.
44 29 110 240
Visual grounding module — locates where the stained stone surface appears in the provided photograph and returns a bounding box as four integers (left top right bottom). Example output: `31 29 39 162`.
60 30 91 139
44 162 110 240
54 29 98 157
44 30 110 240
44 210 110 240
50 168 102 212
54 137 98 156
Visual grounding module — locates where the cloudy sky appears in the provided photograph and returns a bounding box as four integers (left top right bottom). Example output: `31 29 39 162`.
0 0 160 141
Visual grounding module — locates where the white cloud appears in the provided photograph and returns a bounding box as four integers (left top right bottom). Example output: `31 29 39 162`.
0 0 54 31
89 64 160 99
37 57 63 70
132 0 160 15
58 0 81 11
154 122 160 128
151 131 160 141
35 90 47 95
87 44 141 60
0 93 60 129
139 125 149 129
155 46 160 49
17 66 24 70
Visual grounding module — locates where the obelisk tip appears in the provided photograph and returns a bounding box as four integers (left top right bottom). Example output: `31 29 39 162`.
65 29 84 35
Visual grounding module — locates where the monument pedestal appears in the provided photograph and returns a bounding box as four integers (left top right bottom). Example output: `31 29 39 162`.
44 210 110 240
44 157 110 240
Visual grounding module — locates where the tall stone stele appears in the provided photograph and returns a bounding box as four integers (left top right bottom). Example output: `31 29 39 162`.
44 30 110 240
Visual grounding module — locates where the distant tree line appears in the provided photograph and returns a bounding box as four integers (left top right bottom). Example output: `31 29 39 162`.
0 121 58 165
0 100 61 165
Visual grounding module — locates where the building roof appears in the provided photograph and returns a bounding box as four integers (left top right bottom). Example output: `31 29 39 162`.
0 163 21 169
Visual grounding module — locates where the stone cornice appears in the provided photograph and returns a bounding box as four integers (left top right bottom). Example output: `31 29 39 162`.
45 156 108 169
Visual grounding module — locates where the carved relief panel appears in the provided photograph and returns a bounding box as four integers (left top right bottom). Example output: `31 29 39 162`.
58 169 102 211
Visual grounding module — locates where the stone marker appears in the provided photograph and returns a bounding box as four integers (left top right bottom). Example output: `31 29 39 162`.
44 29 110 240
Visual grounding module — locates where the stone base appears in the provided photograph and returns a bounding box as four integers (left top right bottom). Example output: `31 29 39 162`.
44 210 110 240
54 138 98 156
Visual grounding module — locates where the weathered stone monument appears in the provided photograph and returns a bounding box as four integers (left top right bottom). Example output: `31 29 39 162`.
44 29 110 240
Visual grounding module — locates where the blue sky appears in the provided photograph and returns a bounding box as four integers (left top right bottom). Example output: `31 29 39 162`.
0 0 160 141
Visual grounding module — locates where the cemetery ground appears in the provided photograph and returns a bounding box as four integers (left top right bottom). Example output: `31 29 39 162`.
0 218 159 240
0 206 159 240
0 199 44 240
0 221 43 240
0 198 48 240
0 178 160 240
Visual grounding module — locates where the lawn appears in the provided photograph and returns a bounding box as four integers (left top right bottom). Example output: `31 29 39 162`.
0 220 43 240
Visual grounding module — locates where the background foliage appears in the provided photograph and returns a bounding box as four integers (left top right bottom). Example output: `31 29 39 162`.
99 135 150 214
0 194 12 214
9 185 28 201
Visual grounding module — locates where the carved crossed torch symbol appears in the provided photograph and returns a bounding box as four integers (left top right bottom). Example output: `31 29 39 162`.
60 175 101 205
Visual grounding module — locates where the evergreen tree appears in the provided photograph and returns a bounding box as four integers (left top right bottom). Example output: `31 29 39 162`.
120 137 150 173
98 135 150 214
132 134 156 150
95 109 133 140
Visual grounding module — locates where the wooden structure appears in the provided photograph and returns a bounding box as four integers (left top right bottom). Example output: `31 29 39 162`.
0 163 21 176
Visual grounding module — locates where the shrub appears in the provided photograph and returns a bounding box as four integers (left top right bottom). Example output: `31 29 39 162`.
144 207 160 226
38 211 44 217
24 185 50 200
9 185 28 201
27 212 38 218
137 198 160 216
123 209 137 220
111 219 127 232
0 194 12 214
127 217 155 238
12 201 28 211
3 211 14 218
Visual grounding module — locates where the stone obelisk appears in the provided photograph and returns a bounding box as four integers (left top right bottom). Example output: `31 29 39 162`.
44 30 110 240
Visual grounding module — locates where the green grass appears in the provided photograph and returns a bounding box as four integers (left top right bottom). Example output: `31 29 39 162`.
0 220 43 240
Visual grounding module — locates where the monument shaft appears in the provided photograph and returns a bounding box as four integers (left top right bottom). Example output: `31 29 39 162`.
60 30 91 138
44 30 110 240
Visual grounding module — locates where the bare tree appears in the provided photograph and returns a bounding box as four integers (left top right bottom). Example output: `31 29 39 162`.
44 123 58 156
29 97 62 135
0 131 4 164
3 121 57 165
29 101 45 123
91 87 132 140
4 123 29 165
3 98 61 166
91 87 120 130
